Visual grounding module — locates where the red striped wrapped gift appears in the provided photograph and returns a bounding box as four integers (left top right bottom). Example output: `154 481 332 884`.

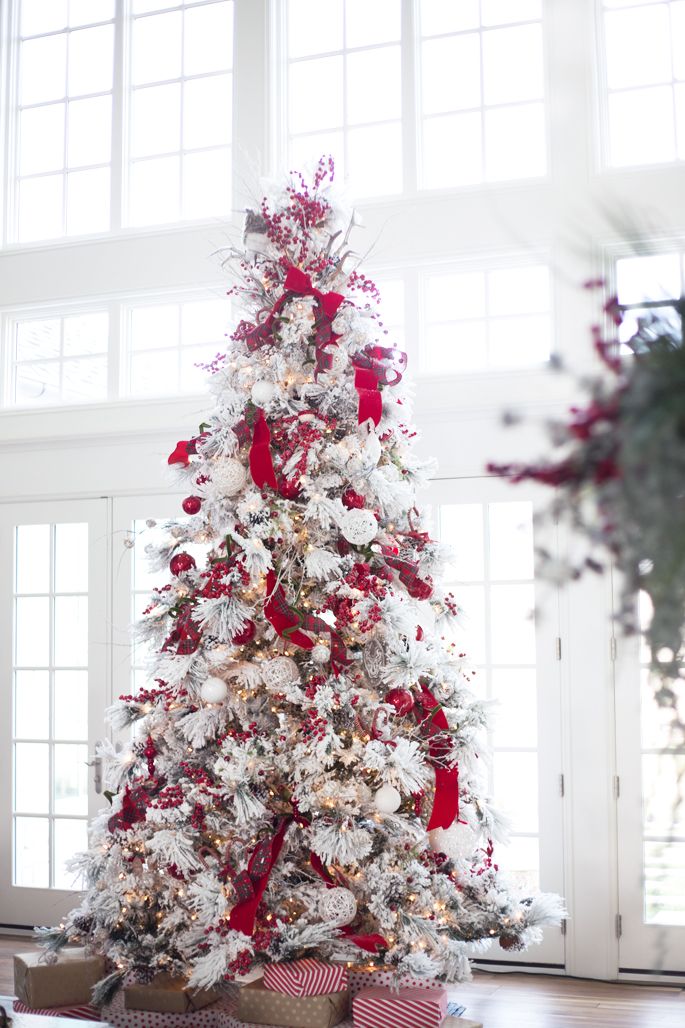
13 999 102 1021
263 958 348 998
352 984 448 1028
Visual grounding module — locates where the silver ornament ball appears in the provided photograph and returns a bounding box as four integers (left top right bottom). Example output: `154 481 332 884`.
311 643 331 664
319 886 358 926
262 656 300 691
341 508 378 546
212 458 247 496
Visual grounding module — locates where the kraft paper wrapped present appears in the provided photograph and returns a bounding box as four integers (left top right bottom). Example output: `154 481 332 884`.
263 959 349 998
12 998 102 1020
14 948 106 1010
236 978 349 1027
124 973 220 1013
352 984 448 1028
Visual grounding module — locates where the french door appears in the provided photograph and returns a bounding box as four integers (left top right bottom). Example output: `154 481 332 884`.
0 499 109 927
615 589 685 978
427 476 566 968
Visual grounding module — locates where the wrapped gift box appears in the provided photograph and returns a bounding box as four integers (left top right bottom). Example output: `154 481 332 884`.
352 984 448 1028
237 979 349 1027
12 999 102 1021
263 959 348 998
14 949 106 1010
124 974 219 1013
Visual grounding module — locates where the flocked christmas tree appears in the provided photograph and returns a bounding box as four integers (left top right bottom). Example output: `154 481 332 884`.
46 160 563 1000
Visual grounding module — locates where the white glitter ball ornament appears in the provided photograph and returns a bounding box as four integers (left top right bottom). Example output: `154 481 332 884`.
319 886 358 927
251 380 275 406
212 458 247 496
262 656 300 690
311 643 331 664
429 823 479 862
200 676 229 703
374 783 402 813
341 508 378 546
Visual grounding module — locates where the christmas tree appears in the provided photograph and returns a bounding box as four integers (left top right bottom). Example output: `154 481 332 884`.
46 160 563 999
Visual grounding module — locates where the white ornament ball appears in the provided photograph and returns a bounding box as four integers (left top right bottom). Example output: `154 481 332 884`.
319 886 358 927
251 380 275 406
374 783 402 813
311 643 331 664
262 656 300 691
429 823 479 862
341 508 378 546
200 676 229 703
212 458 247 496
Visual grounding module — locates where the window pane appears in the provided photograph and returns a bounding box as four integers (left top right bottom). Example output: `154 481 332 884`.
129 155 181 225
14 817 50 887
18 174 64 242
21 0 68 36
14 362 61 405
16 320 61 363
19 104 65 175
68 168 111 236
289 131 345 181
182 148 231 220
16 597 50 666
427 272 486 320
422 35 481 115
55 522 88 592
130 349 179 395
67 95 112 167
605 6 672 90
493 752 539 832
15 671 50 739
347 46 401 124
61 355 109 400
439 503 485 581
497 834 540 892
16 524 51 594
67 24 114 96
489 502 534 580
608 86 676 167
15 742 50 814
485 102 546 180
424 320 488 373
491 668 538 748
346 0 401 47
131 83 182 158
181 299 229 345
616 253 682 304
63 313 108 357
131 304 179 350
54 819 88 889
347 122 402 197
132 11 183 85
490 584 536 664
290 56 344 133
643 754 685 837
450 583 486 663
54 596 88 666
420 0 480 35
481 0 542 24
20 34 67 104
421 112 483 188
482 24 544 106
644 840 685 925
184 2 233 76
54 671 89 741
54 743 89 815
183 75 232 150
69 0 115 27
288 0 344 57
489 314 551 367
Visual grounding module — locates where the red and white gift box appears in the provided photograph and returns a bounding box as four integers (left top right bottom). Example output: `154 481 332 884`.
352 984 448 1028
263 958 349 998
12 999 102 1021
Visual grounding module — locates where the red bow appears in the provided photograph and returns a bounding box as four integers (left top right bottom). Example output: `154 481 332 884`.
416 688 459 832
168 440 191 466
264 571 349 674
352 345 407 426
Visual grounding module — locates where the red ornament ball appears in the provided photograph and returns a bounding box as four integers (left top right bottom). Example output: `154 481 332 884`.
232 620 256 645
170 552 196 576
384 687 415 715
278 477 301 499
342 488 366 510
182 495 202 515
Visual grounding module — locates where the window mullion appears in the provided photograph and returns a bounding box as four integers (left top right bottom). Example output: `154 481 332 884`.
110 0 127 231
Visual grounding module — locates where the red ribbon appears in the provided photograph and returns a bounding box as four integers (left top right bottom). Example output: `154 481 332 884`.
227 817 292 935
352 345 407 426
168 440 191 466
381 545 433 600
264 571 350 674
283 266 344 322
415 688 459 832
249 408 278 490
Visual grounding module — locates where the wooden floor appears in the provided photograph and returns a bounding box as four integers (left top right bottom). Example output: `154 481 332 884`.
1 937 683 1026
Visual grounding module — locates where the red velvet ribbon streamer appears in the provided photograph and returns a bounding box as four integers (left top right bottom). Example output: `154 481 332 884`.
227 817 292 935
264 571 350 674
352 345 407 427
249 408 278 490
354 365 383 427
415 688 459 832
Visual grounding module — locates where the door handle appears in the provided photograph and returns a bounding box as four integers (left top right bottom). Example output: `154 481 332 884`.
86 754 103 794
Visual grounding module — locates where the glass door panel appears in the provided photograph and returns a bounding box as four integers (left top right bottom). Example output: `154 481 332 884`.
428 477 565 967
0 498 108 926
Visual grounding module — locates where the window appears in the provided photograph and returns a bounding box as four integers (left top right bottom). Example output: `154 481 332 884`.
8 310 110 406
615 249 685 345
129 0 234 225
602 0 685 167
13 522 89 889
6 0 234 243
437 499 541 891
286 0 403 198
421 262 551 373
418 0 546 187
15 1 115 242
125 296 230 396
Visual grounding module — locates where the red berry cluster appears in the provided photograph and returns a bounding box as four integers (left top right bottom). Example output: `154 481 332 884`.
151 784 184 810
301 709 328 741
191 802 206 830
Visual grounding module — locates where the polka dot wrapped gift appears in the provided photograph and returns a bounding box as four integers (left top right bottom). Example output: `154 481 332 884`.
263 958 348 998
